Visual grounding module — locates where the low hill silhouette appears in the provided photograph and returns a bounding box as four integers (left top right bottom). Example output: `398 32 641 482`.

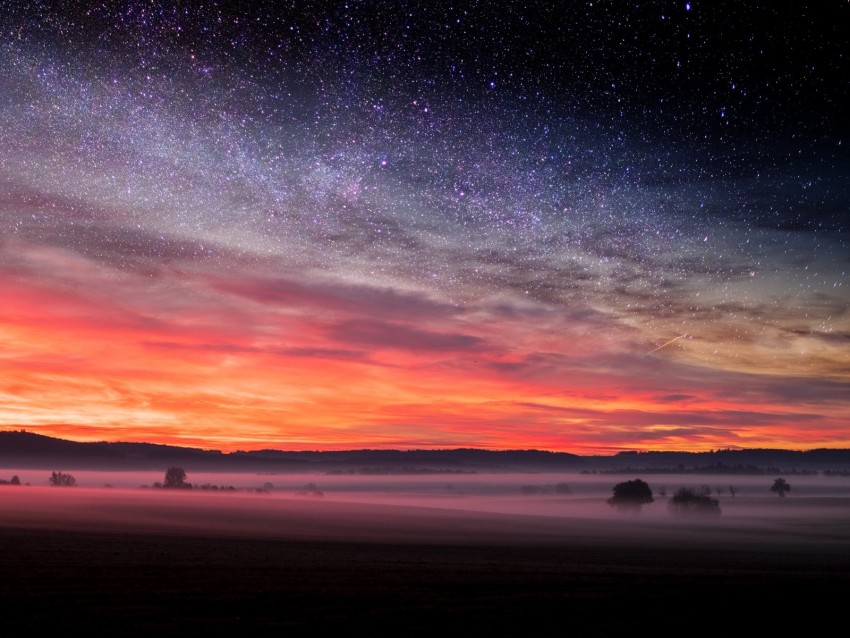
1 430 850 474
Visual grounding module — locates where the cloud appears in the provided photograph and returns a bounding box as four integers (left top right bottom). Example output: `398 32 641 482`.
213 274 466 323
146 340 369 361
657 394 695 403
329 319 487 353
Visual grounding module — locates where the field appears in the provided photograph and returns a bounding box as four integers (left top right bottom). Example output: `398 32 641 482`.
1 472 849 635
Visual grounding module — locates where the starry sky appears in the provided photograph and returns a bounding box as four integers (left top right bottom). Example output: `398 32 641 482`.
1 1 848 454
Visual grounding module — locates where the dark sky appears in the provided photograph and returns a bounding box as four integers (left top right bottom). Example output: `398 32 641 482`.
15 3 848 127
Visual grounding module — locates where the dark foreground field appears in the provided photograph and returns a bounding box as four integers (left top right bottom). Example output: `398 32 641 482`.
1 486 849 636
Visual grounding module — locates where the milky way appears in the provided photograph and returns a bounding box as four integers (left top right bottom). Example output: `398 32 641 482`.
0 2 847 452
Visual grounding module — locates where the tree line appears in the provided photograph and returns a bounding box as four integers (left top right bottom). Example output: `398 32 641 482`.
607 477 794 516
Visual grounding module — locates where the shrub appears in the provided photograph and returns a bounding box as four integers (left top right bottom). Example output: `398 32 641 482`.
668 487 721 516
607 479 654 511
49 471 76 487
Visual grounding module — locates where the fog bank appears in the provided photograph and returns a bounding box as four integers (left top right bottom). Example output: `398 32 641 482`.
1 471 849 554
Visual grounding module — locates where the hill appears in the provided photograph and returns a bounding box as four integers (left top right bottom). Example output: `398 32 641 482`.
2 430 850 474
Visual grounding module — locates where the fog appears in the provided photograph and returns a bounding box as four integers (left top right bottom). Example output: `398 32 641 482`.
2 469 849 552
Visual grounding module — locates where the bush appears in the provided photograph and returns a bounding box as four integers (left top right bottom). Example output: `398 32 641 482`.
770 478 791 497
49 471 76 487
607 479 654 511
668 487 721 516
162 467 191 488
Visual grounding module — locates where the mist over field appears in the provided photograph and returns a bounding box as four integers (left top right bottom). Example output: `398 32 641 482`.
3 467 849 636
2 470 849 553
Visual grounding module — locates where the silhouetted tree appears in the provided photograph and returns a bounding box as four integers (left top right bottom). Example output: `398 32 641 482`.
607 479 654 511
163 467 190 488
668 487 721 516
770 477 791 497
10 475 20 485
49 471 76 487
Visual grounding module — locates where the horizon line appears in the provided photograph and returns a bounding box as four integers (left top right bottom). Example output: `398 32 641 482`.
2 430 846 456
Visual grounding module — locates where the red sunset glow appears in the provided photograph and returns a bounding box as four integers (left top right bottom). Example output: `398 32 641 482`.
2 237 847 453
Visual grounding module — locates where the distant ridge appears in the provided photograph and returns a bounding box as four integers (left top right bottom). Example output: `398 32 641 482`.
1 430 850 474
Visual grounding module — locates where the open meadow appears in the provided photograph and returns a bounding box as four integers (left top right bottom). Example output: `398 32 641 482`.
2 471 849 635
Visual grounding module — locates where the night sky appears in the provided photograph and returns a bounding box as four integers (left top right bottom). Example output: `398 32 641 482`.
1 1 847 453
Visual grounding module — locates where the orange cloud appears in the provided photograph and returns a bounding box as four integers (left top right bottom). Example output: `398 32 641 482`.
2 241 849 454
